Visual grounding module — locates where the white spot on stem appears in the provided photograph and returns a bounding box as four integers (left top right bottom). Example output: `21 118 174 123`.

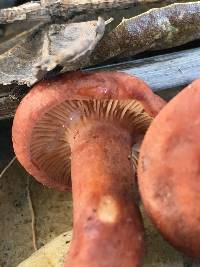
98 196 119 224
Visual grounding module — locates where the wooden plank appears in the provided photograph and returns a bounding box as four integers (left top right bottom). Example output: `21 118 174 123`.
88 47 200 92
1 47 200 120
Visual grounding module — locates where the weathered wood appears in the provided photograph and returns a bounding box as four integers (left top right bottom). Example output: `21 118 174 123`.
90 2 200 64
0 0 189 24
1 2 200 87
0 22 42 54
89 47 200 93
0 19 105 86
0 95 19 120
0 47 200 120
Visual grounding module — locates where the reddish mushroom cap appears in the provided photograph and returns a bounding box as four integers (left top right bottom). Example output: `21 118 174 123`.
138 78 200 258
12 71 165 191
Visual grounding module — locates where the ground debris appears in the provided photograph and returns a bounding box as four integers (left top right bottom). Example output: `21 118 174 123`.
0 18 105 86
0 0 180 24
0 1 200 87
0 156 16 179
26 176 38 252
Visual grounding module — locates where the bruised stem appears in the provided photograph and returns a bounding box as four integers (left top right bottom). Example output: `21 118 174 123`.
65 121 144 267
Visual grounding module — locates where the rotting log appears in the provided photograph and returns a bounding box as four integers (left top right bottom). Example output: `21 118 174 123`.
0 0 192 24
0 47 200 120
90 2 200 64
1 2 200 86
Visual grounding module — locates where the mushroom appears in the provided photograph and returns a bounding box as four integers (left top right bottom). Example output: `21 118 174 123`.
12 71 165 267
138 78 200 258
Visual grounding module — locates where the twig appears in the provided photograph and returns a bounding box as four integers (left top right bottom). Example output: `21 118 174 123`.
0 156 16 179
26 176 38 252
105 18 114 25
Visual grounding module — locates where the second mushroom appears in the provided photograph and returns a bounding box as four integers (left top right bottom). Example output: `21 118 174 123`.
12 71 165 267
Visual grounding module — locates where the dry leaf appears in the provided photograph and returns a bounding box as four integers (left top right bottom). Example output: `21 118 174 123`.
17 231 72 267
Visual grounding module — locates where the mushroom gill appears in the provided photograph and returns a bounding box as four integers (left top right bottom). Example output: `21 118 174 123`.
30 99 152 188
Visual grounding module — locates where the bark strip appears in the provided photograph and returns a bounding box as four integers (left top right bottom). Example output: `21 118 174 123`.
91 2 200 63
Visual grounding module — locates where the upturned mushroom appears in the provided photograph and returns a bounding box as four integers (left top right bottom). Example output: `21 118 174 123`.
138 78 200 258
12 71 165 267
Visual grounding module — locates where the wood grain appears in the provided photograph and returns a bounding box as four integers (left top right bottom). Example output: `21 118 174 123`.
89 47 200 92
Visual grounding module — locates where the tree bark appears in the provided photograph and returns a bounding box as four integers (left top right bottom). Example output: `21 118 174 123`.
0 0 189 24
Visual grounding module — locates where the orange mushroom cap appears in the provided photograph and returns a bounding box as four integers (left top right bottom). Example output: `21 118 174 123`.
138 78 200 258
12 71 165 191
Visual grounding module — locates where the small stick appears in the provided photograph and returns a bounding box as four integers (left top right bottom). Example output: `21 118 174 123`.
26 176 38 251
0 156 16 179
105 17 114 25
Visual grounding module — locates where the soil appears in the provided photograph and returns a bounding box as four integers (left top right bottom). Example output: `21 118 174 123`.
0 160 72 267
0 120 72 267
1 120 198 267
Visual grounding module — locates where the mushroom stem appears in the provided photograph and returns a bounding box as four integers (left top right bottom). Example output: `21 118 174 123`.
66 121 144 267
